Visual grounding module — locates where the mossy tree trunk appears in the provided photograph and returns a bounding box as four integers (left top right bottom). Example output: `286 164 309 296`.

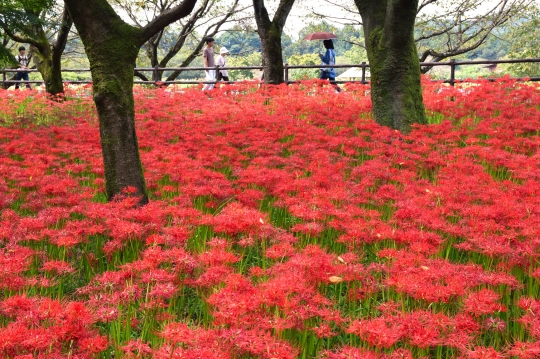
2 7 72 96
64 0 197 206
355 0 427 133
253 0 295 84
33 51 64 95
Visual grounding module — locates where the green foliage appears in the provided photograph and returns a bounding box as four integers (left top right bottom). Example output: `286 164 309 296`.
0 0 53 33
464 32 510 60
506 7 540 77
343 42 367 64
227 52 262 80
287 53 319 80
0 42 17 68
218 27 261 55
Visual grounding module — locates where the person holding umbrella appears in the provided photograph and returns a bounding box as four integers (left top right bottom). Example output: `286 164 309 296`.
304 32 341 92
319 39 340 92
319 40 336 80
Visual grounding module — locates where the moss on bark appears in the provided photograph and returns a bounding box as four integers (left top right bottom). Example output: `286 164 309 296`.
33 49 65 96
65 0 198 205
357 0 427 133
90 33 149 205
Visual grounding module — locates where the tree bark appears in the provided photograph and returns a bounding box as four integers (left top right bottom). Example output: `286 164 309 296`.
253 0 295 84
259 23 286 84
355 0 427 133
64 0 197 205
32 48 64 95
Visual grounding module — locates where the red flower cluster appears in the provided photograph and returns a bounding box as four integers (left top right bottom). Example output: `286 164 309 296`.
0 78 539 358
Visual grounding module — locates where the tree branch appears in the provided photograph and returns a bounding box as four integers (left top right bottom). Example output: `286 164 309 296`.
1 25 44 51
273 0 296 30
139 0 198 46
52 6 73 63
253 0 272 35
134 70 150 81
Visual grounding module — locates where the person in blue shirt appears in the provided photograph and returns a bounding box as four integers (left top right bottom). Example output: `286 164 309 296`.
319 40 341 92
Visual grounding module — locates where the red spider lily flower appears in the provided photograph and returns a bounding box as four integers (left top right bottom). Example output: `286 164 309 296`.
320 346 379 359
42 260 74 274
464 289 506 316
507 341 540 359
461 346 504 359
121 338 153 358
79 334 108 354
347 317 405 348
484 316 506 332
311 323 335 338
1 78 540 357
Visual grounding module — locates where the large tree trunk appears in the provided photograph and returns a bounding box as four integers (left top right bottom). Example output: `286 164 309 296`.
253 0 295 85
92 51 148 205
32 48 65 95
356 0 427 133
65 1 149 205
259 23 285 84
65 0 197 205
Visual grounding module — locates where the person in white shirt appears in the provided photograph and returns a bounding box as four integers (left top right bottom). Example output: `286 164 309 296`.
216 47 230 83
15 46 31 90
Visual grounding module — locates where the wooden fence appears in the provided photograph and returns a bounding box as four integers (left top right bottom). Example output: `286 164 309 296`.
2 58 540 88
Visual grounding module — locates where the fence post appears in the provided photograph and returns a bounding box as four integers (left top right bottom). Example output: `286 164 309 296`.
361 62 366 84
284 63 289 84
2 69 5 89
449 59 456 87
153 65 159 86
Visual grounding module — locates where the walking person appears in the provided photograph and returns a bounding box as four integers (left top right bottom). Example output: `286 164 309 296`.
216 47 230 83
202 37 216 91
15 46 31 90
319 39 340 92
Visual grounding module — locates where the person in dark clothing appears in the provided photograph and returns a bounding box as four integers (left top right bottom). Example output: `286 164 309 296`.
15 46 31 90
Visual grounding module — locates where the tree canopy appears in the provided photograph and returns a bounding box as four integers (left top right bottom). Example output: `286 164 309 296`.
0 41 17 68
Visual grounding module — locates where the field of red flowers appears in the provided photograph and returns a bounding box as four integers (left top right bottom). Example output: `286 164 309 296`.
0 78 539 359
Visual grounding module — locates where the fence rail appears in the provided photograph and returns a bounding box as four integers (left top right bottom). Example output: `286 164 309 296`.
2 58 540 88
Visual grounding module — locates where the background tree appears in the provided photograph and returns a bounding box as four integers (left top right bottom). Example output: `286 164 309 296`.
310 0 529 72
354 0 426 133
0 0 73 95
253 0 295 84
218 25 261 54
64 0 198 205
287 53 319 80
415 0 528 73
217 27 262 79
0 30 23 88
110 0 245 82
0 35 18 68
506 5 540 77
